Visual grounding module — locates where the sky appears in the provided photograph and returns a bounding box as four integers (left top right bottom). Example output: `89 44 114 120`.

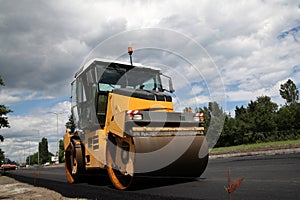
0 0 300 162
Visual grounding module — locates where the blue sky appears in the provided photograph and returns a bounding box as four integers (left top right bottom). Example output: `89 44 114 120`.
8 97 69 116
0 0 300 162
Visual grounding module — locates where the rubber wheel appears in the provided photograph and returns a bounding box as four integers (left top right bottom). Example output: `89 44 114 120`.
65 142 84 183
106 136 133 190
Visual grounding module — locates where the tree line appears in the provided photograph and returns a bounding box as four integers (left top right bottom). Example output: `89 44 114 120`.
26 137 52 165
0 75 12 163
26 138 64 165
185 79 300 147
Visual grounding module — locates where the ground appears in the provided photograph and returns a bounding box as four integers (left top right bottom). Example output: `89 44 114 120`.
1 145 299 199
0 175 85 200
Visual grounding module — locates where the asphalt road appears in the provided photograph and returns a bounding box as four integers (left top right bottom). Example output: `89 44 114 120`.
6 153 300 200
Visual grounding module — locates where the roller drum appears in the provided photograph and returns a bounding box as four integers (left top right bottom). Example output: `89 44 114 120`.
133 135 208 177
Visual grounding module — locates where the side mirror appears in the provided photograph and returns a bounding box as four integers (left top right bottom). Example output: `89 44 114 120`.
161 73 175 93
169 79 175 93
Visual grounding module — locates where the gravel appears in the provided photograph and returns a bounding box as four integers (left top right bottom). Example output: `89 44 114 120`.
0 175 86 200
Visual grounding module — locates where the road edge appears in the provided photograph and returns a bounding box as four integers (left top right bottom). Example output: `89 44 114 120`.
209 147 300 159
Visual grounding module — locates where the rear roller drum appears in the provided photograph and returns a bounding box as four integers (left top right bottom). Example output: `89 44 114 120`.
106 135 133 190
65 141 84 183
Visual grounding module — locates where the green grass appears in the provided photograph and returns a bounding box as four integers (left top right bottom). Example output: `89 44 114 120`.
210 139 300 154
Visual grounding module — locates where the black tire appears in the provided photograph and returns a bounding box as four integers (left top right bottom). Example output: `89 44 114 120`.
65 141 84 183
106 135 133 190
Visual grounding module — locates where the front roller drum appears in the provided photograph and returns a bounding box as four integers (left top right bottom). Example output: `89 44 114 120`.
65 140 85 183
106 134 208 189
133 135 209 177
106 135 134 190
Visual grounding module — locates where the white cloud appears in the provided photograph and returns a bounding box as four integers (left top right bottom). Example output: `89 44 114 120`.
0 88 54 105
1 0 299 101
173 94 211 112
0 101 70 162
226 79 287 106
54 38 89 57
189 85 204 96
0 91 21 104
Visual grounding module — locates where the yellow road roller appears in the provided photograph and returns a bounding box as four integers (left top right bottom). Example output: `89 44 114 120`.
64 48 208 190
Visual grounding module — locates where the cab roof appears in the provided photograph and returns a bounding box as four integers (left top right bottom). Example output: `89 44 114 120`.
75 58 161 78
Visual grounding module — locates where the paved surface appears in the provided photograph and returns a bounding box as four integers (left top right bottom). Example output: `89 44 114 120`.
5 152 300 200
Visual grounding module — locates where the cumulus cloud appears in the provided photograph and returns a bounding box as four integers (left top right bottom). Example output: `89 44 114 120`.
1 0 299 102
0 101 70 162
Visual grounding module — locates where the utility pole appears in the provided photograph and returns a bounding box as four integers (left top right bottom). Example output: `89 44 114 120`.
48 111 66 163
32 129 40 166
28 139 30 166
23 144 25 164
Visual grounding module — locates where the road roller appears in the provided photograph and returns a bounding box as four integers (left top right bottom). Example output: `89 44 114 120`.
64 48 209 190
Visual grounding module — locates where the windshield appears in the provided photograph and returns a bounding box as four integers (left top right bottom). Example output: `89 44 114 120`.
97 63 163 92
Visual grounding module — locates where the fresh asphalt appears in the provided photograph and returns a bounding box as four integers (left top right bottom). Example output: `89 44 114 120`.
5 152 300 200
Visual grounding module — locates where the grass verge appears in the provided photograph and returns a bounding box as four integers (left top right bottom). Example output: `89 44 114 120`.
210 139 300 155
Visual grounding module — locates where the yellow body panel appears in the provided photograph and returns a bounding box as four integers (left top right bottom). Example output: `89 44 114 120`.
84 129 107 169
63 130 71 151
109 93 174 112
64 92 175 169
106 93 174 137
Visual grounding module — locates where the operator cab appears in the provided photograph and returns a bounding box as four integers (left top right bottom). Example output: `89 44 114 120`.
71 59 174 131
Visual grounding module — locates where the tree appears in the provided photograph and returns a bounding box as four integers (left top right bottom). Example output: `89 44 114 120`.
194 106 211 134
0 75 13 142
290 103 300 129
65 113 76 133
183 107 193 113
39 137 50 164
228 106 250 145
280 79 299 105
58 139 64 163
27 138 54 165
217 114 237 147
0 148 5 163
26 152 38 165
248 96 278 133
208 102 224 117
223 96 278 146
205 102 226 148
276 105 296 131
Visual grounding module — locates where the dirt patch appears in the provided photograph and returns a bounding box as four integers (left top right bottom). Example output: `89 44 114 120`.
0 175 86 200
